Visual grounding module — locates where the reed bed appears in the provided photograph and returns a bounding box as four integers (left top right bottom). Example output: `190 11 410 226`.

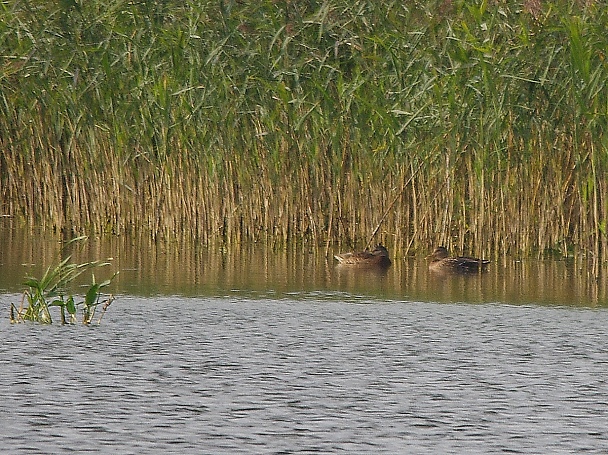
1 1 607 259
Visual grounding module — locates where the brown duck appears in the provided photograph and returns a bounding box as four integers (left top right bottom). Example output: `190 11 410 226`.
334 244 392 268
428 246 490 274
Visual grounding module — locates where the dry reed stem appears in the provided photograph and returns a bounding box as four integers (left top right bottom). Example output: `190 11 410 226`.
1 1 607 258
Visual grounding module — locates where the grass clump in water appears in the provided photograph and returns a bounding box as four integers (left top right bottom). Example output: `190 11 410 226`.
10 238 117 325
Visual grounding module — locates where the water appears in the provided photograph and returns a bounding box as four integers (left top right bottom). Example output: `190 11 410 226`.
1 296 608 453
1 228 607 306
1 228 608 453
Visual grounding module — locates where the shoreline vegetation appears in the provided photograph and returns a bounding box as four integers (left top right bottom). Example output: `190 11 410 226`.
1 1 607 259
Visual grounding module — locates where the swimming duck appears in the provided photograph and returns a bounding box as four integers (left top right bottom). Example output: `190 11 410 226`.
334 244 392 268
428 246 490 274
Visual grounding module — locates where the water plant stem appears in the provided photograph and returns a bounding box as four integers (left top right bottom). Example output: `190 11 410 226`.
1 1 607 259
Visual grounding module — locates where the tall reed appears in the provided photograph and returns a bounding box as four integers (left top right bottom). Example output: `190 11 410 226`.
1 1 607 259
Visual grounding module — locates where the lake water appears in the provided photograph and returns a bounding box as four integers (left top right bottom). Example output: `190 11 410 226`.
1 228 608 453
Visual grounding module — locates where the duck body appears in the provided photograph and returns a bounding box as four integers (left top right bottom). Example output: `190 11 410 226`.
428 246 489 274
334 244 392 268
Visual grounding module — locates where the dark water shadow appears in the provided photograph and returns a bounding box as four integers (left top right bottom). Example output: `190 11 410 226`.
0 226 606 307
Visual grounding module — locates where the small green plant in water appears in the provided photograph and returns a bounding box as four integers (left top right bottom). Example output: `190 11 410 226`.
10 255 118 325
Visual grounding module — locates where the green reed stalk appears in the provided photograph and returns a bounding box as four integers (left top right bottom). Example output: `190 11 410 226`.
12 254 117 325
1 1 607 258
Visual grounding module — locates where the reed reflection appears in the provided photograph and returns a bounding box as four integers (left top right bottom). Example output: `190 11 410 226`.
0 226 606 306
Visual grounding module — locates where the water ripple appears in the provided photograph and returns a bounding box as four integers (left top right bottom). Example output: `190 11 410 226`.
1 296 608 453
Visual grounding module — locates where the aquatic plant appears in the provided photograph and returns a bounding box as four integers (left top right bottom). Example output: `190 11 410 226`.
10 246 117 325
0 1 607 259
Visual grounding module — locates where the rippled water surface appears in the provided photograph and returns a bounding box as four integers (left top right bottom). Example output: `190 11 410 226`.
1 229 608 453
1 297 608 454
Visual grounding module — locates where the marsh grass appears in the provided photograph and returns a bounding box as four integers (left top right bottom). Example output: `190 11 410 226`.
1 1 607 259
10 237 117 324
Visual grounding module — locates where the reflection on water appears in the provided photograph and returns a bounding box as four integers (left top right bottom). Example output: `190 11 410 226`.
2 225 608 453
0 225 607 306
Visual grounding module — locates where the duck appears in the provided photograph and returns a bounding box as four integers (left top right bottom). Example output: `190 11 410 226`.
334 244 392 268
428 246 490 274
